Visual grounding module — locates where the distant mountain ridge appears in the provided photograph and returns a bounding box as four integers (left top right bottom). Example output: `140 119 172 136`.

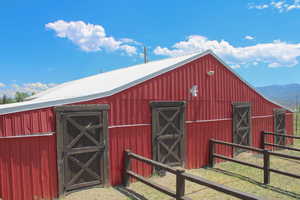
256 83 300 110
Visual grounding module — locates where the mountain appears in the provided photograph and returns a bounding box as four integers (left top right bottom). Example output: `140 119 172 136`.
256 83 300 110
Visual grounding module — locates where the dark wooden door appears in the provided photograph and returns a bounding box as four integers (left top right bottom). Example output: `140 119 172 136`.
150 102 186 167
274 109 286 146
55 105 109 196
232 102 251 154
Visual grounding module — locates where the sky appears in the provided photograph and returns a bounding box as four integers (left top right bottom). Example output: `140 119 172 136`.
1 0 300 96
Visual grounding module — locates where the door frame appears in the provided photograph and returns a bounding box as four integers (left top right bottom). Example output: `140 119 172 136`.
150 101 186 168
55 104 110 197
274 108 286 145
232 102 252 155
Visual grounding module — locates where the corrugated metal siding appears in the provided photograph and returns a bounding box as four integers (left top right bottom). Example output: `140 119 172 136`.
0 135 57 200
109 126 152 185
186 120 233 169
91 54 285 126
252 117 274 149
0 108 54 136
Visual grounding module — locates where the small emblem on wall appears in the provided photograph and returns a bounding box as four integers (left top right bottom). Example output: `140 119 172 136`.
190 85 198 97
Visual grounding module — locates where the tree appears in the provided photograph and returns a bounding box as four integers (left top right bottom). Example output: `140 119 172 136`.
1 95 7 104
15 92 30 102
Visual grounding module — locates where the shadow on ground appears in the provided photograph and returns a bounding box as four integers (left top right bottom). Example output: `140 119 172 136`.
208 167 300 199
115 186 149 200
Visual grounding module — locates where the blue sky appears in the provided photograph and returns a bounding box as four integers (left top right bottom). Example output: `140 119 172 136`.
1 0 300 96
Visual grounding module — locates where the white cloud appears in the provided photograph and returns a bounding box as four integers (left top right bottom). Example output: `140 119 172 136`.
245 35 255 40
153 35 300 68
120 38 142 45
271 1 285 11
0 82 56 97
45 20 139 55
230 64 241 69
0 83 5 88
249 0 300 12
249 4 269 9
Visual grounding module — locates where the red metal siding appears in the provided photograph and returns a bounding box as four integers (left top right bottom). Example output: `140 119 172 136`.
0 135 57 200
252 117 274 149
186 120 233 169
0 108 54 136
99 54 285 126
109 126 152 185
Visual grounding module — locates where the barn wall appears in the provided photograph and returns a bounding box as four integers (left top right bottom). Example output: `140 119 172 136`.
92 54 287 126
0 135 57 200
109 126 152 185
0 108 54 136
186 120 233 169
252 116 274 149
0 108 57 200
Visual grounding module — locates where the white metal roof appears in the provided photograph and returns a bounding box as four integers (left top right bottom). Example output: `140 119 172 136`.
0 50 292 115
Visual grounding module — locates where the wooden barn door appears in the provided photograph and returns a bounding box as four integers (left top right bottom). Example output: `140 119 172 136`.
150 102 186 167
274 109 286 146
232 102 251 155
55 104 109 196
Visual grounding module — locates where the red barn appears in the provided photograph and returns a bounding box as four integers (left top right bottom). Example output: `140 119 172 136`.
0 50 293 200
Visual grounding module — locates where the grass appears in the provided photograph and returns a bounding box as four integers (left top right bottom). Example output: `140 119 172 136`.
126 140 300 200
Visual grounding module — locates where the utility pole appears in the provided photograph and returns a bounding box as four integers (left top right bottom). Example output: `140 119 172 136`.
296 95 299 135
144 46 148 64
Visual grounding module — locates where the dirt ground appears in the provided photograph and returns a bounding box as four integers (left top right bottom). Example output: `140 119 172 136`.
61 187 128 200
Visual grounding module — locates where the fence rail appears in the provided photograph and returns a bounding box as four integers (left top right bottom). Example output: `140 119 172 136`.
124 150 263 200
262 131 300 139
262 131 300 152
209 139 300 185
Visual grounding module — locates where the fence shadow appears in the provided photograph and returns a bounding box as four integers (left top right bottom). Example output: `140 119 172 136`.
114 186 148 200
208 167 300 199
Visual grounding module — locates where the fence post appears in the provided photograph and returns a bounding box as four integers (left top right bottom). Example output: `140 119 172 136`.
261 131 265 149
176 169 185 200
263 150 270 184
209 140 215 167
123 149 131 187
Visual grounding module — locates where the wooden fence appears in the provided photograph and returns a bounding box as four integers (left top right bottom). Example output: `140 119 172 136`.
262 131 300 152
209 139 300 185
123 150 263 200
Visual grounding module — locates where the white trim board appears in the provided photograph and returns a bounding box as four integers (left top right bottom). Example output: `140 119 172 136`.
108 114 282 128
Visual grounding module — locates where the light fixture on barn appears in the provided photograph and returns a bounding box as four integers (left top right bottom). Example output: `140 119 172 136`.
207 70 215 76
